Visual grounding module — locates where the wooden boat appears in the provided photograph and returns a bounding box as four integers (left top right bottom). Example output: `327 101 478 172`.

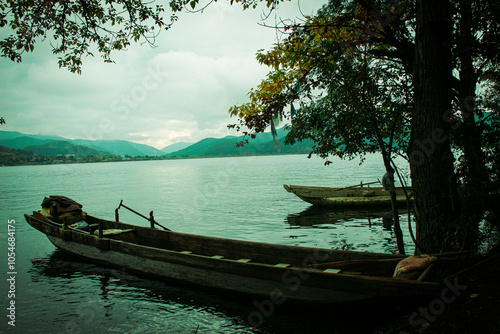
25 207 439 305
284 184 412 208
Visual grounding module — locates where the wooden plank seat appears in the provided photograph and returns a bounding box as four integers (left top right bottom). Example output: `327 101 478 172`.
93 228 135 236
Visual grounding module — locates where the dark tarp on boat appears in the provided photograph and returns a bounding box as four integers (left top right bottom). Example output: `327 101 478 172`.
41 195 85 224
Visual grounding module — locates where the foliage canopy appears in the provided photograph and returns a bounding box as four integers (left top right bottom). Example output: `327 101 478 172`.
229 0 415 165
0 0 283 73
227 0 500 252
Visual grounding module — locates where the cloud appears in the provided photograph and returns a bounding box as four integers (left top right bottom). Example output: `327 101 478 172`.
0 0 326 149
79 49 269 148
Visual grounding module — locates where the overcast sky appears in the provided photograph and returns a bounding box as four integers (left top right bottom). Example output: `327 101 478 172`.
0 1 326 149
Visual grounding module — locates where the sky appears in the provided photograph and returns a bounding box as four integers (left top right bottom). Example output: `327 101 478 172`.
0 0 326 150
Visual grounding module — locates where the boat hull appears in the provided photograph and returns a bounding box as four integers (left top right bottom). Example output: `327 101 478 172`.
46 235 371 303
25 212 438 304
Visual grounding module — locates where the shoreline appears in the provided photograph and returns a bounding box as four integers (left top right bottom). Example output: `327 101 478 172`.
0 152 311 167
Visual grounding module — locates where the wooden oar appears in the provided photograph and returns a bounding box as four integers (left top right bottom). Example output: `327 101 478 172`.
313 258 402 269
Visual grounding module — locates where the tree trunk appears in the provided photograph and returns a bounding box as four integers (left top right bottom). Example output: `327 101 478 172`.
409 0 461 254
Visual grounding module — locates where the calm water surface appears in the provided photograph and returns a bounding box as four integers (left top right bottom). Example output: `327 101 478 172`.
0 154 414 333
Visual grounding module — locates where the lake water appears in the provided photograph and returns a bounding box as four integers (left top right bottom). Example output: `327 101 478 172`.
0 154 415 333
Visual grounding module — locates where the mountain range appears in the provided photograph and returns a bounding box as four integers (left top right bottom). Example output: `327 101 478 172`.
0 131 167 156
0 129 314 158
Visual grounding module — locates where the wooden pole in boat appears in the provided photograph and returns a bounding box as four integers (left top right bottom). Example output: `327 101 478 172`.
334 180 381 191
150 211 155 229
115 200 123 222
119 202 149 220
148 211 170 231
117 201 171 231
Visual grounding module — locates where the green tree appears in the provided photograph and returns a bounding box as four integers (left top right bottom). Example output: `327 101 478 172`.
229 1 415 253
229 0 499 253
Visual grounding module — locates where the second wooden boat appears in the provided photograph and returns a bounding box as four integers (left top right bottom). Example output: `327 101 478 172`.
284 184 412 208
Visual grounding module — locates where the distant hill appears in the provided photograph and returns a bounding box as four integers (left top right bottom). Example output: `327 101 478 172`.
0 136 54 149
165 128 314 157
206 136 314 156
24 141 107 158
0 129 314 159
71 139 165 157
0 145 34 166
0 131 29 140
0 130 67 142
161 141 193 154
166 137 238 157
0 131 165 157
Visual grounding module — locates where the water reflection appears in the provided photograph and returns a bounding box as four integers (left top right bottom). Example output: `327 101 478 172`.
284 205 414 254
285 205 396 228
27 249 412 334
29 250 267 333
